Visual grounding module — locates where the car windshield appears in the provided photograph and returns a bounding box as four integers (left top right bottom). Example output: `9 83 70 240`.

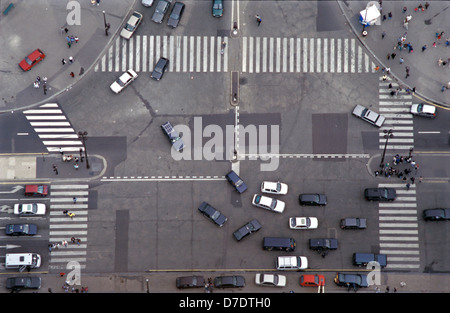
25 57 32 65
116 78 126 87
125 23 135 31
211 211 220 220
270 199 277 209
213 3 222 9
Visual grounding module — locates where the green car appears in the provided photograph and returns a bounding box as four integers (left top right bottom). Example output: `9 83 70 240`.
212 0 223 17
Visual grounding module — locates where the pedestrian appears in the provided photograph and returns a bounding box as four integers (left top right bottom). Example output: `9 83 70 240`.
62 58 66 65
432 42 436 48
385 286 390 293
391 53 396 59
406 183 410 190
73 197 77 204
69 56 73 63
419 176 423 183
255 14 261 26
388 12 392 19
387 53 390 60
43 84 47 95
374 65 380 71
53 164 58 175
399 57 404 64
67 41 71 48
382 74 388 81
60 272 65 277
385 67 390 74
381 31 386 39
411 177 415 184
75 36 79 43
77 238 81 245
64 27 69 33
74 162 79 169
402 6 407 13
425 2 429 9
405 66 410 78
96 0 100 5
91 0 96 5
71 237 76 243
63 210 68 215
422 45 427 52
70 72 75 78
68 212 75 219
62 240 68 247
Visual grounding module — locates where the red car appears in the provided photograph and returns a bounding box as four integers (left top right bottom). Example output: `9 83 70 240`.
19 49 46 71
24 185 48 197
300 274 325 287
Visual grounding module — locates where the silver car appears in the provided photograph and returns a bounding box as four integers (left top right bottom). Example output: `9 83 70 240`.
120 11 143 39
352 104 385 127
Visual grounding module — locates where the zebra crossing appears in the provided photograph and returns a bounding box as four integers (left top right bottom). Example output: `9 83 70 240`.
23 103 84 153
48 184 89 270
378 183 420 270
378 77 414 151
94 35 376 74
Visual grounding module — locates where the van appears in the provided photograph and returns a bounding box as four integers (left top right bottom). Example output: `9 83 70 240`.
263 237 296 252
276 256 308 271
5 253 41 271
352 253 387 268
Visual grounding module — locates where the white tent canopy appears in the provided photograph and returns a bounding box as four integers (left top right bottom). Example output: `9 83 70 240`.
359 4 381 26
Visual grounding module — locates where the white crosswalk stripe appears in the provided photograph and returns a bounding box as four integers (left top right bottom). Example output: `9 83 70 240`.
23 103 84 153
48 184 90 270
377 183 420 270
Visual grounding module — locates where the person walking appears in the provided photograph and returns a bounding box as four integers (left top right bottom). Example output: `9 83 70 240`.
406 183 410 190
422 45 427 52
70 72 75 78
399 57 404 64
255 14 262 26
69 56 73 64
73 197 77 204
62 58 66 65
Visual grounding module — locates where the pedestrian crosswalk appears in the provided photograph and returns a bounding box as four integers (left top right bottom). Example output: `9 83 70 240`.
377 183 420 270
378 77 414 151
94 36 376 74
48 184 89 270
23 103 84 153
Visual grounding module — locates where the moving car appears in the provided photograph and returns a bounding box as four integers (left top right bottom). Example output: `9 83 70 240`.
364 188 396 201
289 217 318 229
19 49 45 71
198 202 227 227
161 121 185 152
309 238 338 251
353 253 387 268
255 274 286 287
276 256 308 270
260 181 288 195
176 276 205 289
6 277 41 291
340 218 366 229
151 57 169 80
110 69 138 94
13 203 46 216
24 184 48 197
423 208 450 221
120 11 143 39
334 273 369 291
299 193 327 206
212 0 223 17
410 103 436 118
233 219 262 241
300 274 325 287
252 194 285 213
152 0 171 23
167 2 185 28
5 224 37 236
214 275 245 288
352 104 385 127
225 170 247 193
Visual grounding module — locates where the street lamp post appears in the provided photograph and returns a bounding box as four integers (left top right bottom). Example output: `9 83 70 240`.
102 10 110 36
380 129 394 170
77 131 90 169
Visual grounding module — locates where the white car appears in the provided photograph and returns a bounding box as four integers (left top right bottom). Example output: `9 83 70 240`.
110 69 138 94
252 194 285 213
261 181 288 195
410 103 436 118
289 217 318 229
14 203 46 216
255 274 286 287
120 11 143 39
352 104 385 127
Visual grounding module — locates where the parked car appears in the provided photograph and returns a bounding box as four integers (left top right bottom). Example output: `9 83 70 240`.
151 57 169 80
176 276 205 289
423 208 450 221
19 49 45 71
225 170 247 193
276 256 308 270
141 0 154 7
233 219 262 241
212 0 223 17
152 0 171 23
167 2 185 28
255 274 286 287
364 188 396 201
299 193 327 206
5 224 37 236
334 273 369 291
161 121 185 152
289 217 318 229
120 11 143 39
198 202 227 227
410 103 436 118
110 69 138 94
214 275 245 288
24 184 48 197
353 253 387 268
13 203 46 216
6 277 41 291
352 104 385 127
252 194 285 213
260 181 288 195
340 218 366 229
309 238 338 251
300 274 325 287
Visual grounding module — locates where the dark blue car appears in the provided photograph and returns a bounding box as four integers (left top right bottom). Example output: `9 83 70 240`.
225 170 247 193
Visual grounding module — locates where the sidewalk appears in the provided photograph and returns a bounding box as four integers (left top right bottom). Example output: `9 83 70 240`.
0 0 135 113
338 0 450 107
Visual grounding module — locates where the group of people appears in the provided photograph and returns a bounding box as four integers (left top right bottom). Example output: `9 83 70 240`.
62 153 83 170
375 153 421 187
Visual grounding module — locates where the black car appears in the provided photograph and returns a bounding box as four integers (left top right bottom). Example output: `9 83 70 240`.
176 276 205 289
299 193 327 206
309 238 338 251
233 219 262 241
151 57 169 80
5 224 37 236
364 188 396 201
423 208 450 221
340 218 367 229
152 0 171 23
334 273 368 291
161 121 185 152
214 275 245 288
225 170 247 193
167 2 184 28
198 202 227 227
353 253 387 268
6 277 41 291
